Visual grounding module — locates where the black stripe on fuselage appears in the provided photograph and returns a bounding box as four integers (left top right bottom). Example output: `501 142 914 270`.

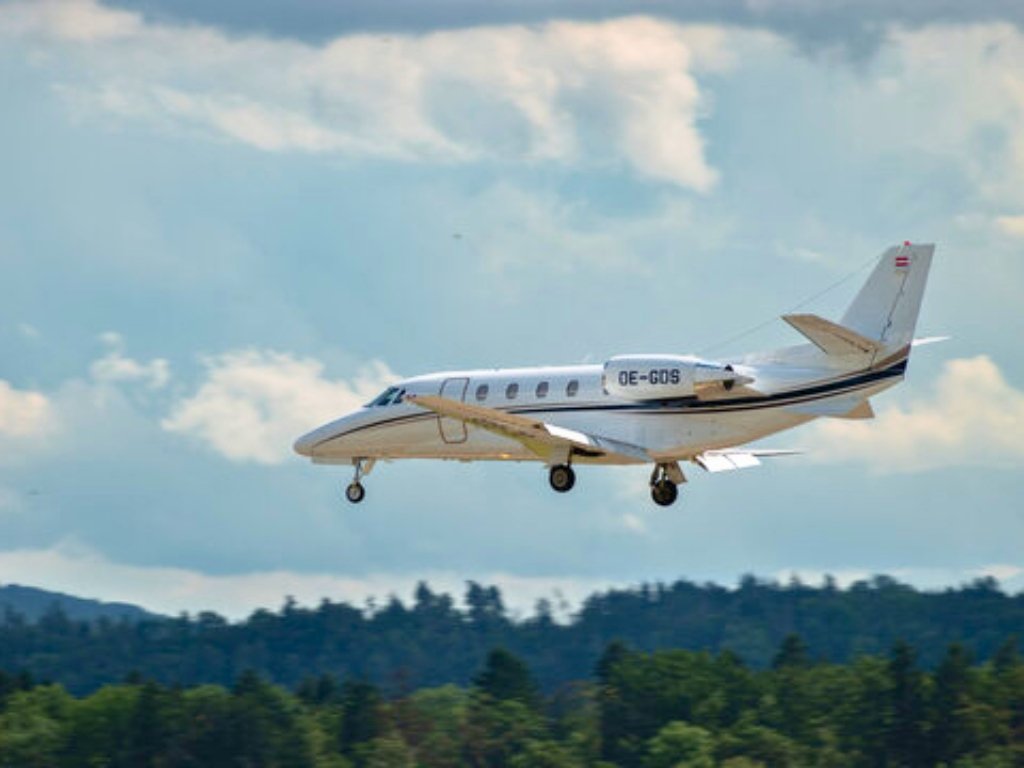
313 360 906 446
517 358 907 416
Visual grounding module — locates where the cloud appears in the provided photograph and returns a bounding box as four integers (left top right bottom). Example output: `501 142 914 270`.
162 350 397 464
846 25 1024 209
995 214 1024 238
453 184 702 278
100 0 1024 60
803 356 1024 472
90 332 170 389
0 543 616 620
3 1 724 189
0 338 395 468
144 88 387 155
621 513 649 535
0 333 176 466
0 0 140 42
0 380 56 439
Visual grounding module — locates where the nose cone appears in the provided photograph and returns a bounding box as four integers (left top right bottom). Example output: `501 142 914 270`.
293 411 366 459
293 430 318 458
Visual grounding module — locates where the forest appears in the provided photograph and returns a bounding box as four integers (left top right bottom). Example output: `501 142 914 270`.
0 635 1021 767
0 575 1021 695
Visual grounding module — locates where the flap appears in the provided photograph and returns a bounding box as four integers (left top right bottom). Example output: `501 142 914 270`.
695 448 800 473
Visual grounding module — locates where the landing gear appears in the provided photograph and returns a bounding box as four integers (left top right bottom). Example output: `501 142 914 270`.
651 479 678 507
345 482 366 504
343 458 375 504
549 464 576 493
649 462 684 507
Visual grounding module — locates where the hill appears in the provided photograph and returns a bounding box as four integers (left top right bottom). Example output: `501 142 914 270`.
0 583 158 624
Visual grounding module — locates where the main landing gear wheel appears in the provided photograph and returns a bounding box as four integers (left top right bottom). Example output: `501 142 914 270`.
549 464 576 493
345 482 366 504
649 461 683 507
651 479 678 507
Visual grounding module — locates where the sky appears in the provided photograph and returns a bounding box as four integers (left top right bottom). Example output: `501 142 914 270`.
1 0 1023 620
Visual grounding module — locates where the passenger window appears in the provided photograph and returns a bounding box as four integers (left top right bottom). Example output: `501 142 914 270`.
506 383 519 400
566 379 579 398
536 381 549 398
475 384 489 402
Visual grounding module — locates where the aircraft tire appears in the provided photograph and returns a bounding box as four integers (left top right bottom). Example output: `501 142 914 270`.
549 465 576 493
651 479 678 507
345 482 366 504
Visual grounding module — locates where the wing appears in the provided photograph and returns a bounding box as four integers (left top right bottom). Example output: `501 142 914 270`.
405 393 650 464
695 448 800 473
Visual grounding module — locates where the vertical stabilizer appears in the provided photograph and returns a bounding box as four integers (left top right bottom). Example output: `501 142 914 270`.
840 243 934 358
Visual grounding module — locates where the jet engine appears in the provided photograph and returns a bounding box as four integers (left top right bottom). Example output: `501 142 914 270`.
603 355 751 400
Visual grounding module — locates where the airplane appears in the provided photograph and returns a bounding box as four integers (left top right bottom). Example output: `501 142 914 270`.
294 243 934 506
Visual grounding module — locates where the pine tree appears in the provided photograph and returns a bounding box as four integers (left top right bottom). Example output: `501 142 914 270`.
473 649 540 710
887 640 927 767
772 633 810 670
931 643 975 764
340 680 385 757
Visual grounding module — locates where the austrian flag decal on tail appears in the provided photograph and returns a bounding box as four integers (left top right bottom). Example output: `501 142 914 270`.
895 254 910 268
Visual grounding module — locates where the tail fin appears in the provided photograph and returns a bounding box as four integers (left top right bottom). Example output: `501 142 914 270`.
840 243 934 359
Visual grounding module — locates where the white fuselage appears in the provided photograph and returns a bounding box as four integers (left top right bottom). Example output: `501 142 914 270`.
294 357 904 465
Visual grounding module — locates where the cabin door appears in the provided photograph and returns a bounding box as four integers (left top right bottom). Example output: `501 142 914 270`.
437 377 469 444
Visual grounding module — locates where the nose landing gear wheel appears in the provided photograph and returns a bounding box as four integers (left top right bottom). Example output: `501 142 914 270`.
549 464 576 493
345 482 366 504
651 479 678 507
343 458 373 504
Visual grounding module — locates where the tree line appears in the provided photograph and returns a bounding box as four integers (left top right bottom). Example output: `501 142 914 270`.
0 635 1021 767
1 575 1021 696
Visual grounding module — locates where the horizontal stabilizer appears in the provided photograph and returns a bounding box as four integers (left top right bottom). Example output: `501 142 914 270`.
912 335 950 347
782 313 882 357
695 448 800 473
784 396 875 420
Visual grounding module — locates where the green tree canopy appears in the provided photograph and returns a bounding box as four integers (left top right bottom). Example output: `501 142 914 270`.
473 649 540 710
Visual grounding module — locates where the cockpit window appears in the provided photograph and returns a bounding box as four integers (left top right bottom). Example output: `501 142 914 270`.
393 389 405 404
367 386 398 407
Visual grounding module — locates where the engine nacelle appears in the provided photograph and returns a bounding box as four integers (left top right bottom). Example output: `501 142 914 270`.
603 355 750 400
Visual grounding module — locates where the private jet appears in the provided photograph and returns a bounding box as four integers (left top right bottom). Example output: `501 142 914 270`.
295 243 934 506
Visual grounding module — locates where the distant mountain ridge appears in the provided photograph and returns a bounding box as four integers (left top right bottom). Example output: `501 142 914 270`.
0 583 159 623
